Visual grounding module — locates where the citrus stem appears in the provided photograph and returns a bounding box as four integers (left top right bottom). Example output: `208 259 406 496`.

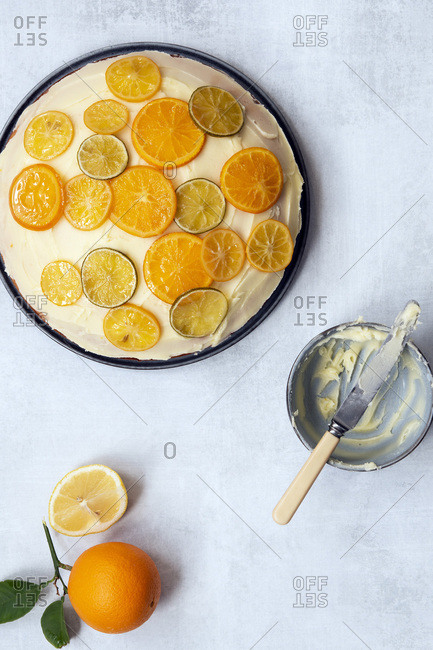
42 521 72 595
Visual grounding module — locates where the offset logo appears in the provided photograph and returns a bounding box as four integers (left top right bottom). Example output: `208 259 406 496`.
14 16 47 46
293 15 328 47
13 295 47 327
293 295 327 327
293 576 328 608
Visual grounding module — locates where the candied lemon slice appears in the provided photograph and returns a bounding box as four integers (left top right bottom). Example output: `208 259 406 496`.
189 86 244 137
103 303 160 352
110 166 176 238
84 99 129 134
175 178 226 234
24 111 73 161
81 248 137 308
49 464 127 536
170 288 228 338
64 175 112 231
9 164 64 231
131 98 205 168
77 134 128 180
41 260 82 306
201 228 245 282
246 219 294 272
144 232 212 304
105 56 161 102
220 147 283 213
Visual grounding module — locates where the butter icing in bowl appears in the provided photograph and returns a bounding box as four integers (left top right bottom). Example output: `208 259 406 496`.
287 322 433 470
0 43 309 368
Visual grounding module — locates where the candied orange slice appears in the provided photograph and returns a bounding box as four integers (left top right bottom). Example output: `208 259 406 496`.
105 56 161 102
9 164 64 231
24 111 73 161
103 304 161 352
144 233 212 304
41 260 82 306
84 100 129 134
64 175 112 231
246 219 294 272
201 229 246 282
110 166 176 238
220 147 284 213
131 98 206 168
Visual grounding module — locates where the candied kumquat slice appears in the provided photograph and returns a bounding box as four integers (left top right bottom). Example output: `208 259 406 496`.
103 304 161 352
81 248 137 308
9 164 64 231
220 147 284 213
201 228 246 282
246 219 294 272
24 111 73 161
105 56 161 102
169 288 228 338
131 98 205 168
64 175 112 231
84 99 129 134
110 166 176 238
41 260 82 306
144 232 212 304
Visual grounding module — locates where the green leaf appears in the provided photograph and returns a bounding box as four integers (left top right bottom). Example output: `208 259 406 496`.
41 599 70 648
0 579 43 623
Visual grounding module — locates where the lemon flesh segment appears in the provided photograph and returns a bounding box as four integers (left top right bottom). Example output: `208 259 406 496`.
104 303 161 352
189 86 244 137
49 464 127 536
83 99 129 134
24 111 74 160
77 134 128 180
41 261 82 306
170 288 228 338
81 248 137 308
175 178 226 234
246 219 294 273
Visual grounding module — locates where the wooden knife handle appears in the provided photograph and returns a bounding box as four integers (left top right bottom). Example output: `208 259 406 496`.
272 431 340 525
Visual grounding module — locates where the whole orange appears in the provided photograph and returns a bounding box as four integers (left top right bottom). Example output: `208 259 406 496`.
68 542 161 634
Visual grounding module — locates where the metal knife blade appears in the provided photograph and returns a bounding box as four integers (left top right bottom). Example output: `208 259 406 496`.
331 300 420 435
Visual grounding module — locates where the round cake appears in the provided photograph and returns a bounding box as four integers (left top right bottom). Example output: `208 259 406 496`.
0 49 304 361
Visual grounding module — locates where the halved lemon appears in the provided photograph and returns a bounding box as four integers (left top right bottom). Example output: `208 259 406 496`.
103 303 161 352
246 219 294 272
201 228 246 282
84 99 129 134
144 232 212 304
41 260 82 306
81 248 137 308
48 464 128 536
77 134 128 180
105 56 161 102
175 178 226 234
189 86 244 137
64 175 112 231
24 111 74 161
170 288 228 338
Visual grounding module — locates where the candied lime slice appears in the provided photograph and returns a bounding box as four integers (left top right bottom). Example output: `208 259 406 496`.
81 248 137 308
170 288 228 338
189 86 244 137
77 134 128 180
175 178 226 234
